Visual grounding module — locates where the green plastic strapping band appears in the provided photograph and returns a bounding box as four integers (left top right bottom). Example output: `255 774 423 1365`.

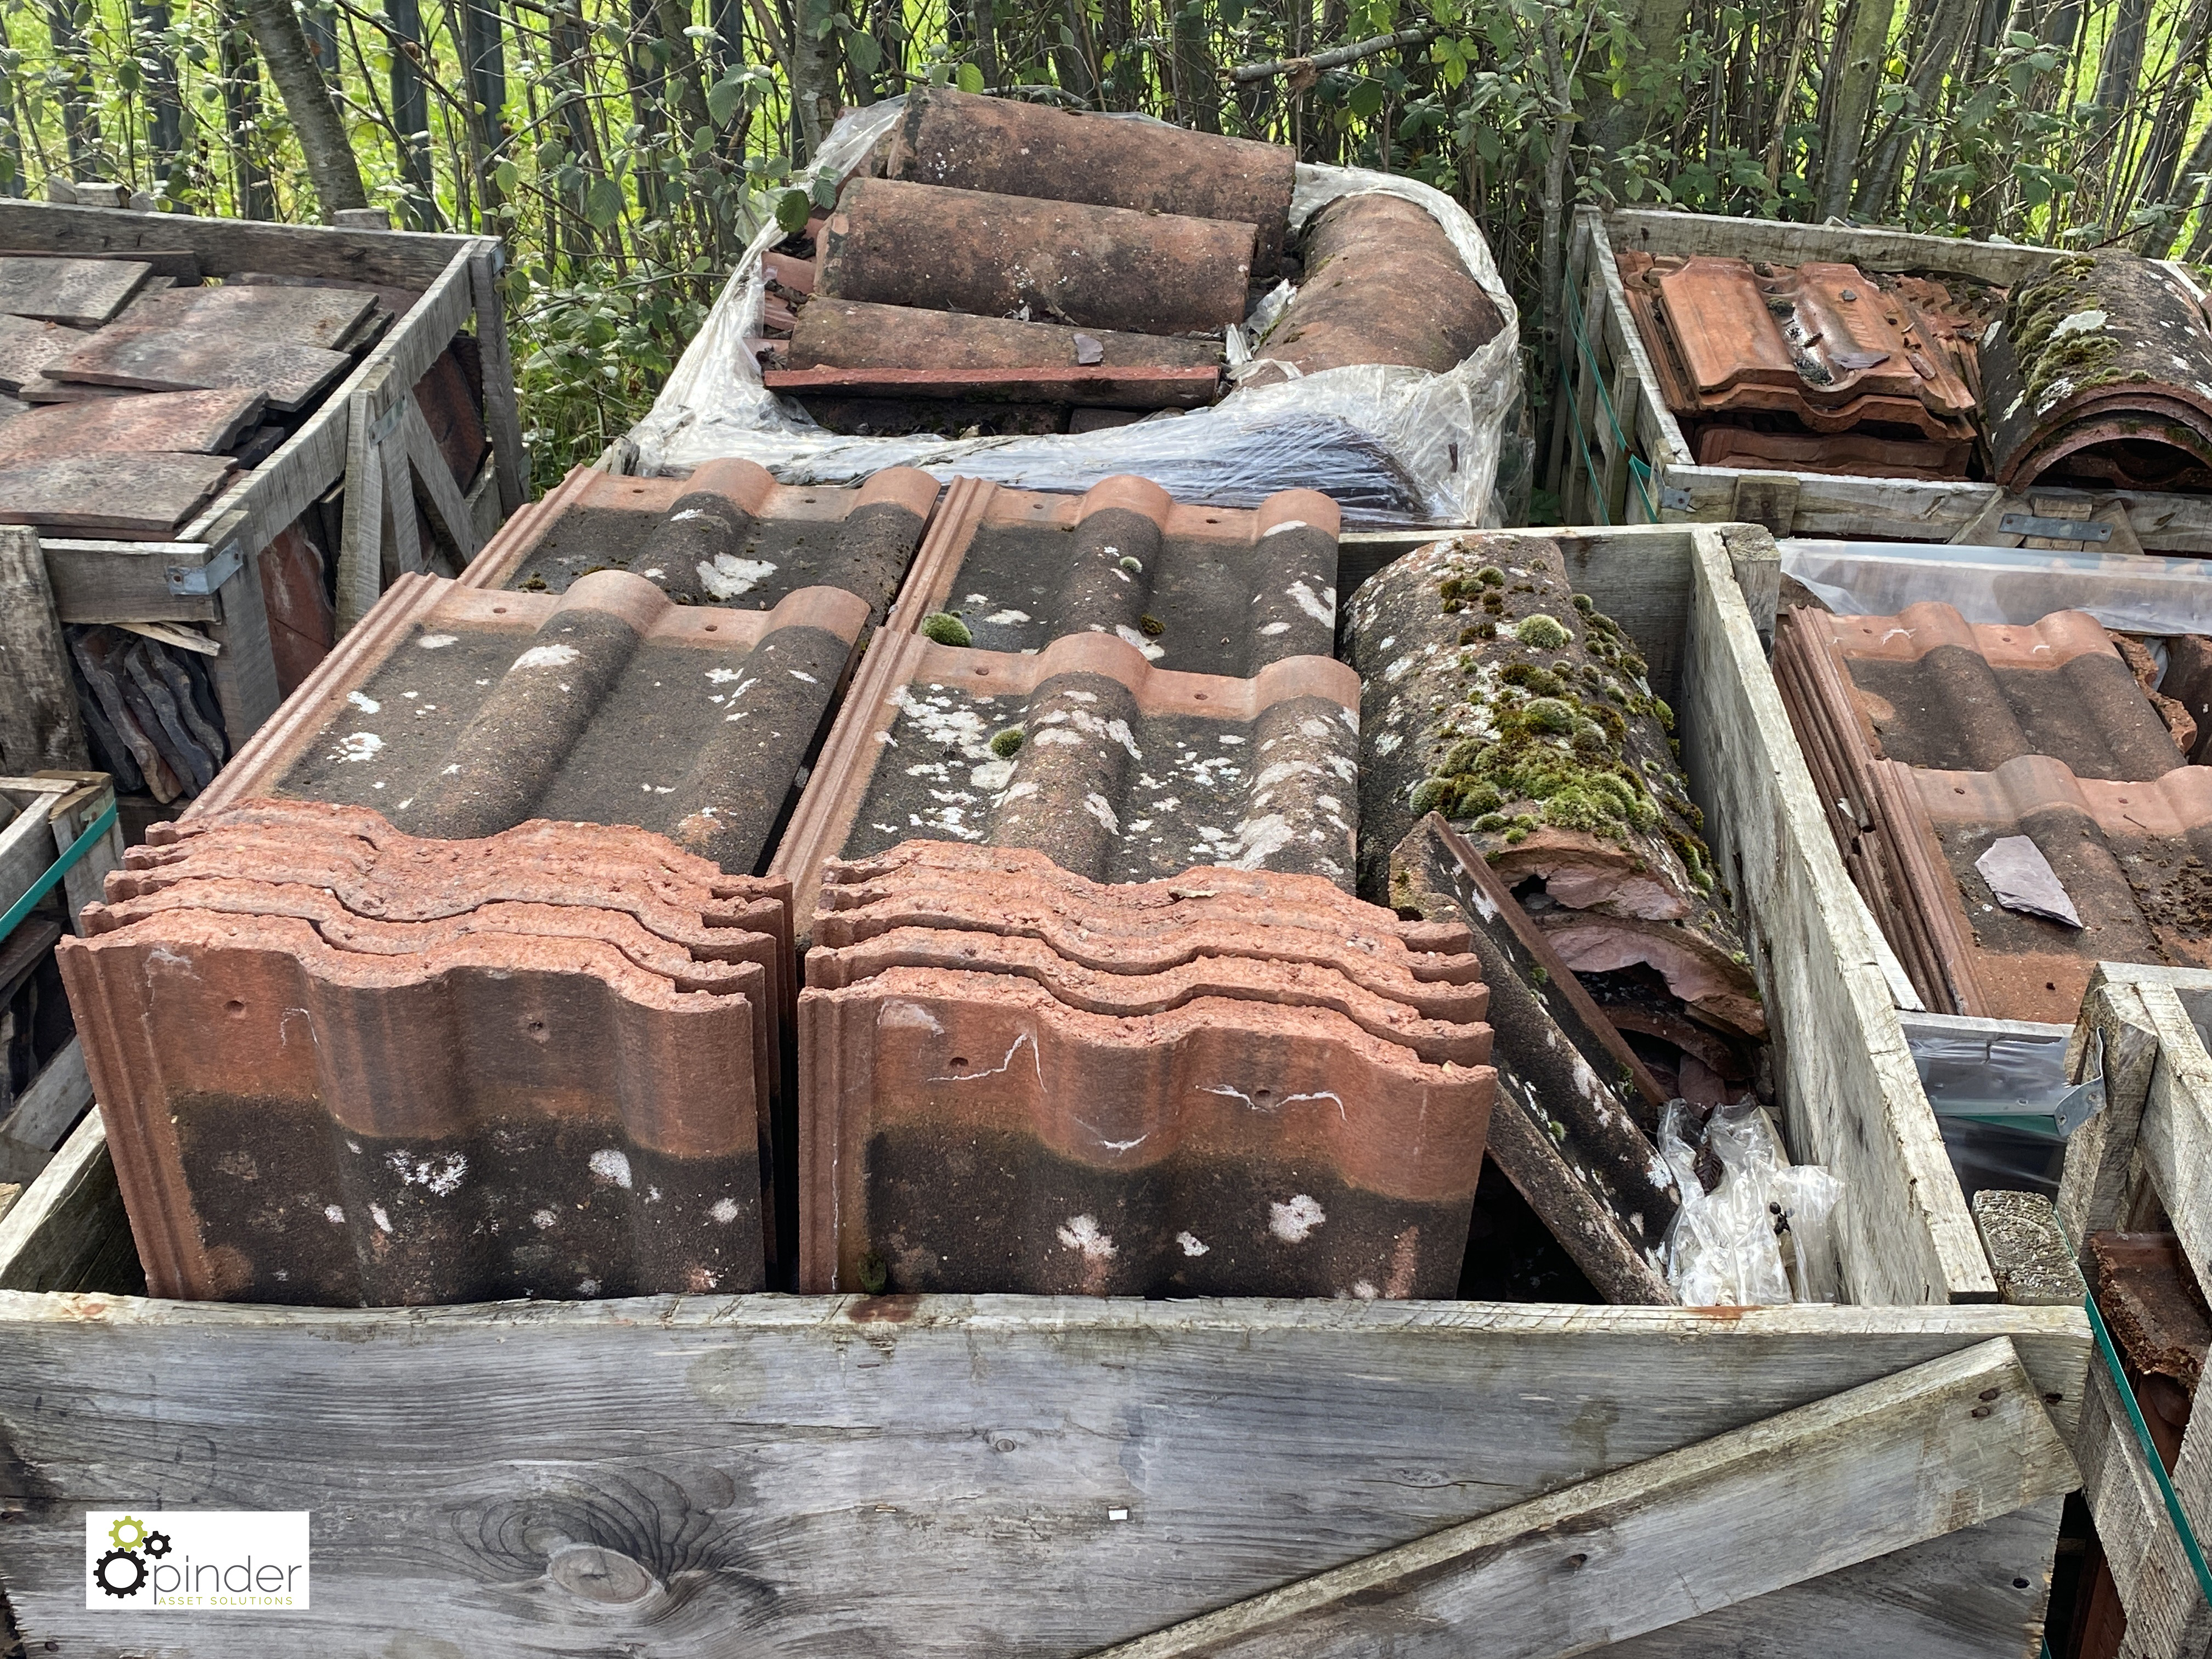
1561 276 1656 524
2085 1288 2212 1611
0 799 117 944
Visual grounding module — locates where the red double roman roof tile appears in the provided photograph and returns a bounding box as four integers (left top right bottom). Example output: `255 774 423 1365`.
797 843 1496 1299
457 458 940 619
193 568 869 882
1776 601 2207 1022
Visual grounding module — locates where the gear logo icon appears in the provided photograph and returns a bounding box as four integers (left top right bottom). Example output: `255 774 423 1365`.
93 1547 146 1598
143 1530 172 1560
108 1514 147 1551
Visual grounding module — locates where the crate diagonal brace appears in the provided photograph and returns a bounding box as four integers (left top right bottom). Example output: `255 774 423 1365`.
1088 1335 2081 1659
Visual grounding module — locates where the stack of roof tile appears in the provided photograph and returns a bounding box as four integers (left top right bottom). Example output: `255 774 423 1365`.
1775 600 2210 1022
772 476 1359 938
797 841 1497 1297
60 799 787 1306
1617 251 1993 479
69 623 229 803
459 458 940 620
193 566 870 881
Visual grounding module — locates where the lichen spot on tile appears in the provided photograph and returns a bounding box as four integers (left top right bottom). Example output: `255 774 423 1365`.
347 691 381 713
1176 1231 1209 1256
513 642 582 671
710 1198 742 1224
1057 1214 1118 1260
323 1204 345 1224
332 732 384 764
532 1208 558 1229
697 554 778 600
588 1148 634 1190
388 1150 466 1197
417 633 458 649
1271 1194 1327 1243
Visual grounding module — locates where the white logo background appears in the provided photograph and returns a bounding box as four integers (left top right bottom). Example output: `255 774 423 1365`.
85 1511 311 1611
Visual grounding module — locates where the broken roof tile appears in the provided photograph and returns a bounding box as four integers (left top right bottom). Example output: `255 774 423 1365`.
771 628 1360 939
458 459 939 622
798 963 1494 1297
195 569 869 879
888 475 1342 676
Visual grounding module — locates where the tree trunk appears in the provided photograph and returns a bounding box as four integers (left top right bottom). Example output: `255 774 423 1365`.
1814 0 1898 218
1584 0 1692 161
219 8 275 217
652 0 716 138
1171 0 1220 131
789 0 843 160
1853 0 1974 216
386 0 437 227
44 0 106 180
625 0 669 212
464 0 506 210
1763 0 1820 188
1536 4 1576 461
241 0 367 215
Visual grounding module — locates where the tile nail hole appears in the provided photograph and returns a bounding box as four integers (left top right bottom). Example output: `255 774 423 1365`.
950 1057 968 1070
703 624 718 632
492 606 507 614
1194 691 1208 701
2013 1578 2030 1589
974 668 990 676
225 998 246 1018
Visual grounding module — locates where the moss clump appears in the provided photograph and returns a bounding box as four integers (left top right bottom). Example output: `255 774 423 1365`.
1572 593 1596 614
1473 812 1509 832
1459 625 1489 645
1481 591 1506 614
1138 613 1166 636
1475 565 1505 587
1516 613 1571 650
857 1251 890 1294
1523 697 1576 734
1500 662 1565 696
1118 555 1142 572
1409 778 1451 814
2007 258 2127 408
989 726 1025 758
921 612 972 647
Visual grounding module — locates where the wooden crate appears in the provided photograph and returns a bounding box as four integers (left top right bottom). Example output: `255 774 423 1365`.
1549 206 2212 553
0 200 526 759
2062 964 2212 1659
0 522 2082 1657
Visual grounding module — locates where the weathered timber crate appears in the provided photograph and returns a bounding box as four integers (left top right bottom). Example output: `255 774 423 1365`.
2063 964 2212 1659
1550 206 2212 552
0 521 2081 1657
0 200 526 758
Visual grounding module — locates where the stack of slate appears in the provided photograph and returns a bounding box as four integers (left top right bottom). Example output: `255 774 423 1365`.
796 840 1498 1300
59 799 790 1307
67 623 228 803
0 253 401 535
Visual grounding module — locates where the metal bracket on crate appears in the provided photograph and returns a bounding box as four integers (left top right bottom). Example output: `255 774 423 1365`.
368 398 408 445
162 538 244 597
1998 512 2113 543
1657 484 1694 511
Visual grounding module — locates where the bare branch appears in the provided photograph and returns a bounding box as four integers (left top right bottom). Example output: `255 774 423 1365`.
1229 26 1439 85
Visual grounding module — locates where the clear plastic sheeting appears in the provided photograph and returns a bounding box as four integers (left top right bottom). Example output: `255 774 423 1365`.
1781 538 2212 636
627 99 1521 526
1658 1101 1845 1305
1900 1010 2095 1201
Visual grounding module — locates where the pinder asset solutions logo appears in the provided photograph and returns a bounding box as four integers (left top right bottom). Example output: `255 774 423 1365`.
86 1511 310 1611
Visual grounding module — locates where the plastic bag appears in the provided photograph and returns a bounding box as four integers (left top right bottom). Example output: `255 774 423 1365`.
626 99 1522 527
1659 1101 1846 1305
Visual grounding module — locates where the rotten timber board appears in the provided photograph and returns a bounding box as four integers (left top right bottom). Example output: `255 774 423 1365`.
0 388 264 458
0 253 150 325
0 453 234 536
0 1113 2087 1659
0 200 470 291
48 326 351 413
